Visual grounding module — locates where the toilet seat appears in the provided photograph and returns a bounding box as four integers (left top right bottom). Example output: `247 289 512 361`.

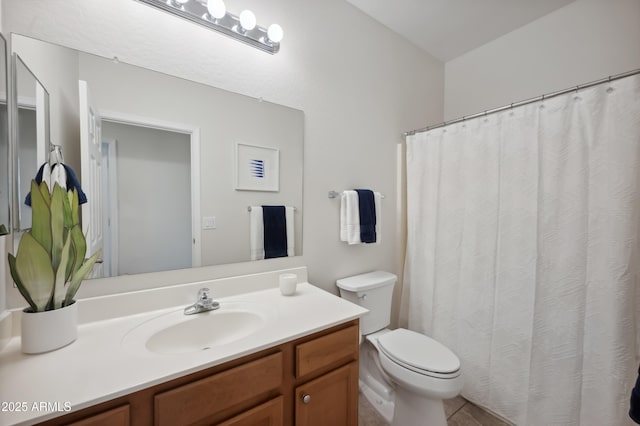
377 329 461 379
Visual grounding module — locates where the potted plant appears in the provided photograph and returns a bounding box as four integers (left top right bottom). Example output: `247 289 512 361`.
7 180 100 353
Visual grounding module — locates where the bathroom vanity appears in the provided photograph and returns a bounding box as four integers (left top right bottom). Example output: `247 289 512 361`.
39 321 358 426
0 268 367 426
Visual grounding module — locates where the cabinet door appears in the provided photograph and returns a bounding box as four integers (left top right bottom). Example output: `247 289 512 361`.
217 396 283 426
295 362 358 426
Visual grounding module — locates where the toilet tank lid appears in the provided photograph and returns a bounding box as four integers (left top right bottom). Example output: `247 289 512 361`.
336 271 397 291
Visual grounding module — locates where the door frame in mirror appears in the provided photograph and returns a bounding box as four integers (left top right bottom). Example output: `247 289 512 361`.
97 108 202 273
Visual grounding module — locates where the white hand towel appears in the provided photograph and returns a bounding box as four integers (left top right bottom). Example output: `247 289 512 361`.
250 206 265 260
50 163 67 191
286 206 295 257
41 163 52 190
340 190 361 244
374 191 382 244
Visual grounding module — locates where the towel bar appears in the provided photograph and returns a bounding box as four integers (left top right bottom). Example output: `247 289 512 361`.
247 206 297 212
328 190 385 199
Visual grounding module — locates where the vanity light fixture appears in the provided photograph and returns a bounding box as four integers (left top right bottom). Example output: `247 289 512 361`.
135 0 283 54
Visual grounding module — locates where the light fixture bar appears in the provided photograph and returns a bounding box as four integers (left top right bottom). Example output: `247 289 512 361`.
135 0 281 54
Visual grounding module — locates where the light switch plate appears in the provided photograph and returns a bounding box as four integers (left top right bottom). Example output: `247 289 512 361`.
202 216 216 229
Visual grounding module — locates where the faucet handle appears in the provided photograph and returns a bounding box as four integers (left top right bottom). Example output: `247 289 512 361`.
197 288 211 303
184 288 219 315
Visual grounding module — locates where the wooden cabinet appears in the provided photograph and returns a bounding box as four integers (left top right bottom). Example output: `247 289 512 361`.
155 352 283 426
217 396 284 426
296 325 358 378
294 325 359 426
66 405 130 426
295 363 358 426
37 320 359 426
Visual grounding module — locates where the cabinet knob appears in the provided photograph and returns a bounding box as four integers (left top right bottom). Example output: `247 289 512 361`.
302 394 311 404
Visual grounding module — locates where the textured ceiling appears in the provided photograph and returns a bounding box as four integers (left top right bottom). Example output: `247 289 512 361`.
345 0 576 61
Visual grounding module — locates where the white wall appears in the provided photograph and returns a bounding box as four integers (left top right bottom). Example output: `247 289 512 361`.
1 0 443 303
445 0 640 120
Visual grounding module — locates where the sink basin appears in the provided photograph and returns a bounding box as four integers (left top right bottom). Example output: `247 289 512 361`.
122 301 273 355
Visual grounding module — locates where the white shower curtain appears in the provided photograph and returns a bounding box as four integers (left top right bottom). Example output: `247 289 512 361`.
403 74 640 426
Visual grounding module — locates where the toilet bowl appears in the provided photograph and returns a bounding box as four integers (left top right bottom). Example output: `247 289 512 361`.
337 271 463 426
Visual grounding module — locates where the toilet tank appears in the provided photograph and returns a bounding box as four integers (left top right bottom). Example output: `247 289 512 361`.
336 271 397 335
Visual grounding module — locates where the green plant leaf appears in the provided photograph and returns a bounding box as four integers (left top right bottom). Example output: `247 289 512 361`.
70 189 80 226
15 232 55 312
61 187 73 229
53 234 72 309
69 225 86 276
64 250 100 306
30 180 52 256
66 232 76 282
39 181 51 207
50 183 65 272
7 253 37 312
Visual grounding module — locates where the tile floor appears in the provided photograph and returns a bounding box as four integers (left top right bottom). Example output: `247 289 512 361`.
359 394 512 426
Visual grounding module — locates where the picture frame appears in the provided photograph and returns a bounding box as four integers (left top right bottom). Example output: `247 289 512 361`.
235 143 280 192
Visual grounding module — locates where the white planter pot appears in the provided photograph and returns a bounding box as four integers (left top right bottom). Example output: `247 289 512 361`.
21 302 78 354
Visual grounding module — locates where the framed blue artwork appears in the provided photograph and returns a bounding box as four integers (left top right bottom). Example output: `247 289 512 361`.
235 143 280 192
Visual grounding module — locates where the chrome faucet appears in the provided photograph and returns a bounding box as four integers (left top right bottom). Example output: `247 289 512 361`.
184 288 220 315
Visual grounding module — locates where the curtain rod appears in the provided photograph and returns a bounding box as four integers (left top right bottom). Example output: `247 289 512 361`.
403 68 640 137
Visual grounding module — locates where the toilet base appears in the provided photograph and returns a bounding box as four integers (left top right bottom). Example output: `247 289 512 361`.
359 379 394 424
391 386 447 426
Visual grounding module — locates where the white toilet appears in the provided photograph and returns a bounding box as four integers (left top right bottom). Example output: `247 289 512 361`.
337 271 463 426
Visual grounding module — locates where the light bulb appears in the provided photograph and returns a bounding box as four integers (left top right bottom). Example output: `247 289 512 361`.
267 24 283 43
206 0 226 19
239 10 256 31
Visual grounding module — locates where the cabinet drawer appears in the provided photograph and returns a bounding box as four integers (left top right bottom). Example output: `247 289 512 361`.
296 325 358 378
67 405 129 426
216 396 283 426
155 352 283 426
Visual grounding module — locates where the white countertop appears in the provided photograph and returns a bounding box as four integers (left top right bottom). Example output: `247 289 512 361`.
0 283 367 425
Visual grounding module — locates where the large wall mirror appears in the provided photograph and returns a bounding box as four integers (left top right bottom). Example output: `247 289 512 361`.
11 33 304 279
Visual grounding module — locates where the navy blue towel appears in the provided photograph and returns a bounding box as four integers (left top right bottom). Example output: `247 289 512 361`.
25 163 88 206
262 205 288 259
631 365 640 423
355 189 376 243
